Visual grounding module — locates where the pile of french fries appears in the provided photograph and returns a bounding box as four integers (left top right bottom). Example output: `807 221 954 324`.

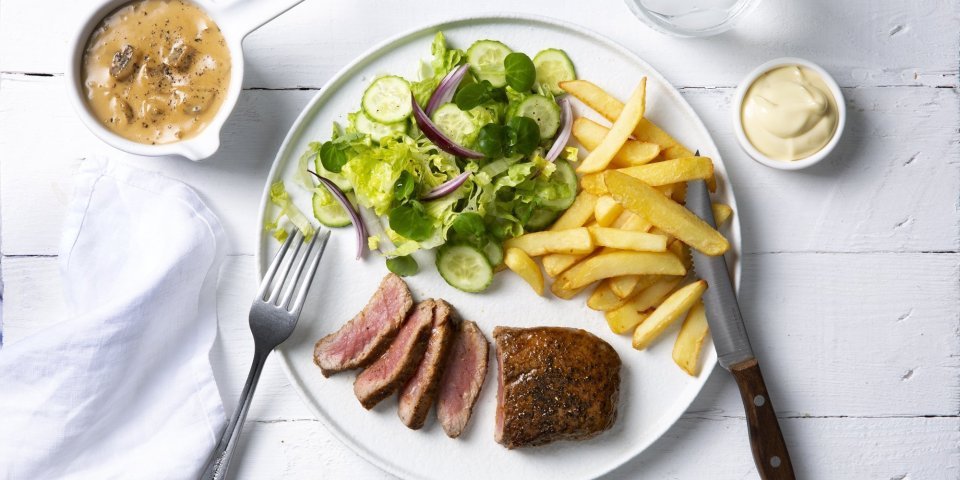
502 78 734 377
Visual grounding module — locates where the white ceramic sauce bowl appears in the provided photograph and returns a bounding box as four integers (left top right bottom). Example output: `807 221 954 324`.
65 0 304 161
733 57 846 171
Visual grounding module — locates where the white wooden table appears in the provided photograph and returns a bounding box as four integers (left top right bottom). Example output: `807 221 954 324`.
2 0 958 478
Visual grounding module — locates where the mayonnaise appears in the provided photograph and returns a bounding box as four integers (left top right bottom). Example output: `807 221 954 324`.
741 65 838 161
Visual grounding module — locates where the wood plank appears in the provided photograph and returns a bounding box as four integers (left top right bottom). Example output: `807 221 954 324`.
2 76 956 255
231 416 959 479
4 253 958 420
0 0 957 88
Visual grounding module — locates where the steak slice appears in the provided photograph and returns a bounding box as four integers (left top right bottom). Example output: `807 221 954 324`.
313 273 413 377
436 320 489 438
353 300 435 409
397 300 455 430
493 326 621 449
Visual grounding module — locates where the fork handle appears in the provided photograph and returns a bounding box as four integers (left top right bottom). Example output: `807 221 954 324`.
200 349 269 480
730 358 796 480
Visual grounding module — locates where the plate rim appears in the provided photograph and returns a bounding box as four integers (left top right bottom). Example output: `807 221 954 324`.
255 12 740 480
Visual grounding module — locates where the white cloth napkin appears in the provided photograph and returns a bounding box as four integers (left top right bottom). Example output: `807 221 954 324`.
0 159 227 479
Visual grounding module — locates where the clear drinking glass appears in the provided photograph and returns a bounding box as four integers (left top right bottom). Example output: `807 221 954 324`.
624 0 761 37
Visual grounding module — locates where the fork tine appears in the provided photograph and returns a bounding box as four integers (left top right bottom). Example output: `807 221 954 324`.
258 231 296 301
267 230 304 305
279 230 321 310
291 229 330 316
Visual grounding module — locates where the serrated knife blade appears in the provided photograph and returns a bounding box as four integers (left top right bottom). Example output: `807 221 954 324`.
685 179 754 369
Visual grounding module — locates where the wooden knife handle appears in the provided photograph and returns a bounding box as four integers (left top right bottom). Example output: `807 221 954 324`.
730 358 796 480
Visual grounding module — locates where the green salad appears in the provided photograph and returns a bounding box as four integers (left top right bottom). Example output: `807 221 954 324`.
268 32 579 292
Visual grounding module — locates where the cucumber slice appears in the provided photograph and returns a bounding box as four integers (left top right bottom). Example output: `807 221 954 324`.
312 189 351 227
431 103 478 146
524 208 561 231
514 95 561 139
539 159 579 211
314 155 353 192
482 240 504 266
352 110 407 142
436 244 494 293
533 49 576 95
466 40 513 88
361 76 413 123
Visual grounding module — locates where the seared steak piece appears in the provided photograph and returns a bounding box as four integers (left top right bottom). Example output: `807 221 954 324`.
313 273 413 377
398 300 455 430
493 326 621 449
354 300 435 409
437 320 489 438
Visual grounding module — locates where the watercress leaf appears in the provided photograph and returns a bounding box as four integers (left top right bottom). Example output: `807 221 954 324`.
454 82 488 110
477 124 507 158
389 201 435 242
507 116 540 155
386 255 419 277
450 211 487 240
319 141 348 173
504 52 536 92
393 170 415 203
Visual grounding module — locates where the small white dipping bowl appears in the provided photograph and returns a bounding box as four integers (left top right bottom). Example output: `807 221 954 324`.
65 0 304 161
733 57 846 171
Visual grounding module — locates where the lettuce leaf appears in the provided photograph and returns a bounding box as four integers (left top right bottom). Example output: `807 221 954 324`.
410 32 465 107
266 181 315 241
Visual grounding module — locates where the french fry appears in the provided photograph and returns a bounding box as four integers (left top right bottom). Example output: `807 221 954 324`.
605 171 729 256
589 226 668 252
580 156 715 196
504 247 544 296
673 299 709 376
588 279 637 311
551 280 589 299
713 203 733 226
609 273 661 298
550 191 598 231
668 239 692 270
560 79 693 159
504 227 595 256
605 277 682 334
671 181 687 203
594 196 624 227
633 280 707 349
542 252 588 278
577 78 647 173
614 211 652 232
556 251 685 290
573 118 660 167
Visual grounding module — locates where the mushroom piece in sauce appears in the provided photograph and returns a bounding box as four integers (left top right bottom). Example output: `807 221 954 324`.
109 45 138 81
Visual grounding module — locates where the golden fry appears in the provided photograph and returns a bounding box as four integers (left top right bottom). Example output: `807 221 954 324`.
559 79 692 159
605 171 729 256
504 247 544 296
589 226 668 252
504 227 595 256
573 118 660 167
673 299 709 376
556 251 685 290
550 192 598 231
580 156 714 196
594 195 624 227
542 252 589 278
588 279 636 311
551 280 589 299
713 203 733 226
577 78 647 173
633 280 707 349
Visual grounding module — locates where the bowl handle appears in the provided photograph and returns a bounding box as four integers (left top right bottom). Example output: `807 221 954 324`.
216 0 306 38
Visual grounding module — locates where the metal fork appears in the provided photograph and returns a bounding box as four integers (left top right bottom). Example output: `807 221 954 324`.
200 229 331 480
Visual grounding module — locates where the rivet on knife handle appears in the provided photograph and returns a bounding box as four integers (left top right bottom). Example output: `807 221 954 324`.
730 358 795 479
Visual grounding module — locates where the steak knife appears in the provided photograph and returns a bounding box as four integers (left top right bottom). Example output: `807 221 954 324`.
686 178 796 480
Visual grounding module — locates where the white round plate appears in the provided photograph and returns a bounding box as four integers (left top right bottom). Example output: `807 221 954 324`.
257 14 741 480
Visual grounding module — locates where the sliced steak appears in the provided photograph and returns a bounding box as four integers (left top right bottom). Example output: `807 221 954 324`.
436 320 489 438
493 326 621 448
313 273 413 377
354 300 435 409
397 300 455 430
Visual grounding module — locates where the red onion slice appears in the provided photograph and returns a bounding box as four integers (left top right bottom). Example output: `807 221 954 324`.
309 170 367 260
411 95 484 159
545 97 573 162
426 64 470 116
421 171 470 200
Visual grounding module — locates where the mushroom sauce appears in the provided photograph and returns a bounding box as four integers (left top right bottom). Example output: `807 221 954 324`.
82 0 230 144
